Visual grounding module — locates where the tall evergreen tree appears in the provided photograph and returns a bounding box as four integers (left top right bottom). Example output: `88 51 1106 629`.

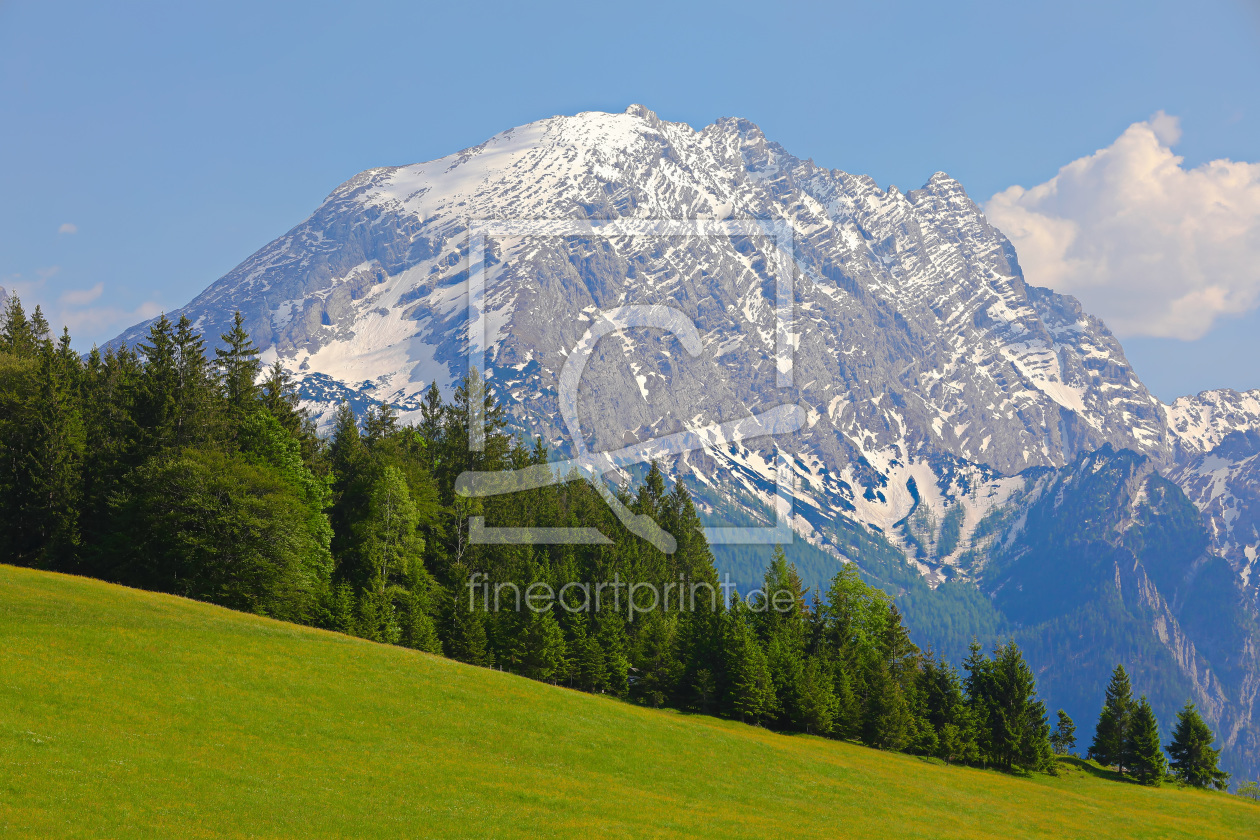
863 659 912 750
1124 696 1167 785
1167 703 1231 790
216 311 261 420
0 294 38 357
27 333 85 566
1089 664 1135 773
724 597 773 724
171 315 217 447
135 314 179 452
920 651 977 764
631 611 680 708
445 584 493 668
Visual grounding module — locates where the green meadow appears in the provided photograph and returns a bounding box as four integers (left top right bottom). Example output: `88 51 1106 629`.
2 564 1256 839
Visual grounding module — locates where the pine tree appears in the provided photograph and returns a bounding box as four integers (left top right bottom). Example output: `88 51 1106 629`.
631 612 679 708
445 589 493 667
260 361 302 433
567 614 608 692
216 311 261 419
724 598 773 724
793 656 839 735
172 315 217 447
988 641 1047 771
28 333 85 566
135 314 179 451
0 294 38 357
1051 709 1077 755
28 306 50 348
1089 664 1134 773
1167 703 1231 790
1125 696 1167 785
863 659 912 750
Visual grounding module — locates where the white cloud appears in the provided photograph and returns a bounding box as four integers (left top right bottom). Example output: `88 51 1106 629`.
58 223 77 235
59 282 104 306
52 300 164 340
985 112 1260 340
1 274 161 345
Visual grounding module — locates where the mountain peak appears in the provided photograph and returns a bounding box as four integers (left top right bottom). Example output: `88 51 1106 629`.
110 105 1174 565
623 103 659 122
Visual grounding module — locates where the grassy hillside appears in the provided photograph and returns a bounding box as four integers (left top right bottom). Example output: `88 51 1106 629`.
1 565 1256 839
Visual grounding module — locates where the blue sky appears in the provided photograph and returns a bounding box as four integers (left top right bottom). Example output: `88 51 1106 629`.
1 0 1258 399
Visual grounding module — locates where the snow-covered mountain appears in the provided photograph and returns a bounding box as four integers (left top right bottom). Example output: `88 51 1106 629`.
113 105 1187 574
1164 389 1260 592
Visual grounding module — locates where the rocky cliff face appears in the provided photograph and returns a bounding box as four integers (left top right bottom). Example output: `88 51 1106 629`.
1163 391 1260 604
112 105 1172 572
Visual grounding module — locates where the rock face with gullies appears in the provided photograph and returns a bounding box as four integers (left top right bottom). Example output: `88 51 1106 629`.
112 105 1171 568
1162 389 1260 604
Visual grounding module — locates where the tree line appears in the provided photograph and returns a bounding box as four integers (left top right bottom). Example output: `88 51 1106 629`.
0 297 1242 790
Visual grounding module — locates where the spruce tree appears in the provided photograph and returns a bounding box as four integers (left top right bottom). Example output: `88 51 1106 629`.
0 294 38 357
135 314 179 451
1125 696 1167 785
216 311 261 419
831 654 861 740
724 598 773 724
260 361 302 434
1166 703 1231 790
863 660 912 750
793 656 839 736
630 612 679 708
989 641 1048 771
172 314 217 447
28 334 85 567
1051 709 1077 755
28 305 50 346
445 591 493 667
567 614 609 692
594 611 631 697
402 591 443 655
1089 664 1134 772
510 608 568 684
920 652 977 764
